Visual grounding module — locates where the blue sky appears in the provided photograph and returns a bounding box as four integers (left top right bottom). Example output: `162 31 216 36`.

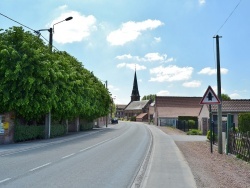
1 0 249 104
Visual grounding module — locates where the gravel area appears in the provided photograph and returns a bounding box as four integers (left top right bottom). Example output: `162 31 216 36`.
157 126 250 188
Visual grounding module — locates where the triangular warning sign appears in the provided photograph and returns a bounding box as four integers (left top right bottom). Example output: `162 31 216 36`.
200 86 221 104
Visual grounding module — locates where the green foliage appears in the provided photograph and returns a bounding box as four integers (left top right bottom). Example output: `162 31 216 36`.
187 129 202 135
50 124 67 138
0 27 111 122
221 94 231 100
130 116 136 121
142 94 156 101
80 122 93 131
14 124 44 142
187 120 196 129
238 113 250 133
206 130 218 141
14 123 67 142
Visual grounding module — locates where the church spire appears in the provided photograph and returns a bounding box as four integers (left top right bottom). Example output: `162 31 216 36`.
131 68 140 102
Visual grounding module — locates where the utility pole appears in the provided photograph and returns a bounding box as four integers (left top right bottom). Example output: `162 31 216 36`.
214 35 223 154
38 17 73 139
105 80 108 127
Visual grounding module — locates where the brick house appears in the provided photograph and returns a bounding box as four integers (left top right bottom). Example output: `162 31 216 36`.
153 96 202 126
199 99 250 134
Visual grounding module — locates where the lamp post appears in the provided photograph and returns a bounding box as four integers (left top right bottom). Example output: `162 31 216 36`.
36 16 73 139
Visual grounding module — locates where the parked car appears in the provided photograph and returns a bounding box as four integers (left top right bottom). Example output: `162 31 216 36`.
111 118 118 124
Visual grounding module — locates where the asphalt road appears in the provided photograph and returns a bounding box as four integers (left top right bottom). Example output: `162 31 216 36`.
0 122 151 188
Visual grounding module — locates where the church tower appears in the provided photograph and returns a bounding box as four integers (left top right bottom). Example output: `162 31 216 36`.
131 69 140 102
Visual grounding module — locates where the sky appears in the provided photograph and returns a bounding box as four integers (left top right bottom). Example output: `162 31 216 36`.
0 0 249 104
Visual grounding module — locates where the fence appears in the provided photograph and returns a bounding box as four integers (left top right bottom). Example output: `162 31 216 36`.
176 120 198 132
228 131 250 162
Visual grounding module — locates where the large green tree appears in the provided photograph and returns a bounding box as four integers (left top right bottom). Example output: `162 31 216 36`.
0 27 111 122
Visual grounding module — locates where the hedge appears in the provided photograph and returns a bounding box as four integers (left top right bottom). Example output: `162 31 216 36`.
238 113 250 133
14 124 67 142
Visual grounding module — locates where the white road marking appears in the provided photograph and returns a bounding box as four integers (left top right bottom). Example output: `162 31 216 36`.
79 138 112 152
61 153 75 159
29 162 51 172
0 178 11 184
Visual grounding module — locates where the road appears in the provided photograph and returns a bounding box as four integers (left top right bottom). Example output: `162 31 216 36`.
0 121 197 188
0 122 151 188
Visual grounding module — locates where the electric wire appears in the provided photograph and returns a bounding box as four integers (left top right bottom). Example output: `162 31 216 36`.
0 12 59 51
0 12 36 32
215 0 243 35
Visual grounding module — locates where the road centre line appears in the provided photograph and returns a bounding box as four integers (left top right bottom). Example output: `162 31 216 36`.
0 178 11 184
29 162 52 172
61 153 75 159
79 138 113 152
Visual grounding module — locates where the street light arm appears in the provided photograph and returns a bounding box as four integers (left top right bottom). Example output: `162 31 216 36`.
53 16 73 33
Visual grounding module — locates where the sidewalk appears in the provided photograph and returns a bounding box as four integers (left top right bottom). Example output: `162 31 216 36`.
0 128 105 156
142 124 197 188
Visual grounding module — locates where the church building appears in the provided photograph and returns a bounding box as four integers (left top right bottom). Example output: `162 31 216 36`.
123 69 151 122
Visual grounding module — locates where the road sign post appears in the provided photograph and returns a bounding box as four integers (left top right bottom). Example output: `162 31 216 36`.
200 86 221 153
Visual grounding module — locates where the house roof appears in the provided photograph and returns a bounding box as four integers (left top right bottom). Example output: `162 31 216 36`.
125 100 150 110
156 96 202 118
157 107 201 117
211 100 250 113
155 96 202 108
116 104 127 109
136 113 148 119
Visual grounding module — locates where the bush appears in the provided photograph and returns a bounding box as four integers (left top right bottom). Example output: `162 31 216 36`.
187 129 202 135
50 124 67 138
14 123 67 142
130 116 136 121
80 122 93 131
14 124 44 142
238 113 250 133
188 120 196 129
206 130 218 141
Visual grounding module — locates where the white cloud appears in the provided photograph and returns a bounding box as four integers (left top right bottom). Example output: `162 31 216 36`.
49 10 97 44
230 93 241 99
115 54 132 60
144 53 165 62
117 63 146 70
198 67 228 75
57 5 68 10
199 0 206 5
149 65 193 82
157 90 170 96
154 37 161 43
116 53 173 63
183 80 201 88
107 19 164 46
108 85 119 91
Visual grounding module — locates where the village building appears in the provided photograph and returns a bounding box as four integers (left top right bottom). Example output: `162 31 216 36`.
122 70 151 121
153 96 202 126
199 99 250 134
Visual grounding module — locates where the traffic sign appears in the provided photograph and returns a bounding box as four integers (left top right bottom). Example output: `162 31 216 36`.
200 85 221 104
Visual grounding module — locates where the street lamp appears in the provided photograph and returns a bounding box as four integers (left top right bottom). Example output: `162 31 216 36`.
36 16 73 139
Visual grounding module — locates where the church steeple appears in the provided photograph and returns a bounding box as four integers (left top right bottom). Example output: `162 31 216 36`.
131 69 140 102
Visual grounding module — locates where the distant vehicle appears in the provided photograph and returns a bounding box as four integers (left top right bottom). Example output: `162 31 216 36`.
111 118 118 124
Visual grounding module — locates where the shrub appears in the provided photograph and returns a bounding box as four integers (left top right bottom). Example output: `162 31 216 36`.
14 123 67 142
80 122 93 131
50 124 67 138
14 124 44 142
206 130 218 141
188 120 196 129
130 116 136 121
238 113 250 133
187 129 202 135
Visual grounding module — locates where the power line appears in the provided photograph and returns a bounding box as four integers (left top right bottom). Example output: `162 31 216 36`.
0 12 59 51
215 0 243 35
0 12 36 32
